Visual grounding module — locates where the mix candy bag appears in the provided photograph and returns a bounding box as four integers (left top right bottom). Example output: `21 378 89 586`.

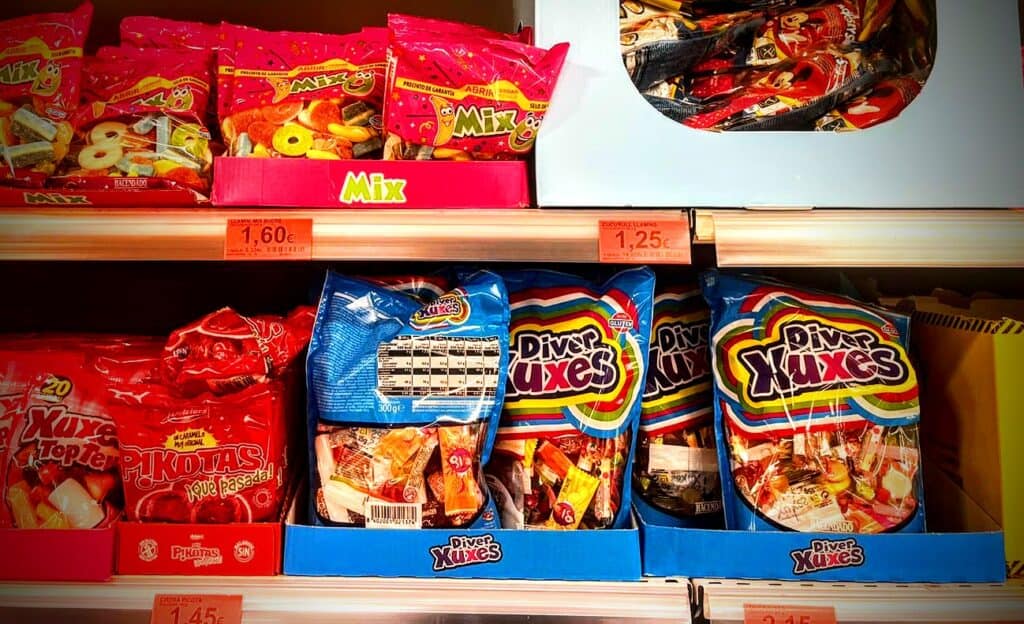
108 306 312 523
488 269 655 530
307 271 509 528
634 287 720 522
0 3 92 187
0 335 139 530
702 272 925 534
383 15 569 161
60 48 214 193
221 27 387 160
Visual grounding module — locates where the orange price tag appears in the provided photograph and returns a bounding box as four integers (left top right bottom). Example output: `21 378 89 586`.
598 219 690 264
225 218 313 260
151 594 243 624
743 604 837 624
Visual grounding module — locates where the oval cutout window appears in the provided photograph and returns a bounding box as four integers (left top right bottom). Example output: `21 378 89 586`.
620 0 936 131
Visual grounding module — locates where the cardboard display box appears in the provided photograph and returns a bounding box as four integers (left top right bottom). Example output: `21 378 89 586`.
213 158 530 209
0 526 116 582
534 0 1024 208
909 294 1024 578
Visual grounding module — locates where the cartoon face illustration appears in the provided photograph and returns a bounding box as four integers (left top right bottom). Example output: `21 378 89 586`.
430 96 456 147
30 61 61 97
764 71 795 91
167 85 194 111
343 70 376 97
780 12 809 31
508 112 542 153
270 78 291 104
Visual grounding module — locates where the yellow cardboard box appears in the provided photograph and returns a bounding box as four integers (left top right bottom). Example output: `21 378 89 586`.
908 296 1023 577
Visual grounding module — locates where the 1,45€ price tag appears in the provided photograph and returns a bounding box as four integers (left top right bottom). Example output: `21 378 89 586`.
225 218 313 260
151 594 243 624
598 219 690 264
743 604 837 624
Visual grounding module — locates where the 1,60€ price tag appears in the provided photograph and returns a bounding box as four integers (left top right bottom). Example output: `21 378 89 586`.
743 604 837 624
225 218 313 260
598 219 690 264
151 594 243 624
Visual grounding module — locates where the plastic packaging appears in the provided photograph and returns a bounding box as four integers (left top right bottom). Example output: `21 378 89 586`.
307 271 509 528
635 286 720 520
383 15 569 161
702 272 925 534
0 2 92 187
489 268 655 530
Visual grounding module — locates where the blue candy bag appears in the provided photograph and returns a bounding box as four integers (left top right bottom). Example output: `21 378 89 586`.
307 270 509 529
487 268 655 530
702 272 925 534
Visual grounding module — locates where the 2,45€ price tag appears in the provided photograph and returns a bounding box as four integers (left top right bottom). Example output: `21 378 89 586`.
225 218 313 260
151 594 243 624
743 604 837 624
598 219 690 264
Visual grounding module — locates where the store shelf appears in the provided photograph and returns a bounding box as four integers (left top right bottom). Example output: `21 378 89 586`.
0 576 692 624
692 209 1024 267
0 208 690 263
693 578 1024 624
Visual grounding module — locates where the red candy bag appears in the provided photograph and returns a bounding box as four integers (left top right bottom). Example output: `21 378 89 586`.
815 74 922 131
747 0 895 67
684 46 892 131
109 306 312 524
383 16 569 161
0 3 92 187
0 335 147 530
110 378 295 523
162 306 315 397
119 16 219 51
221 27 387 160
57 48 214 194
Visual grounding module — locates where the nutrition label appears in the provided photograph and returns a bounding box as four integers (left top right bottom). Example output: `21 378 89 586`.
377 336 501 398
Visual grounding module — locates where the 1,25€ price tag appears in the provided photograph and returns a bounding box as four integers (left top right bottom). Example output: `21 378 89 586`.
598 219 690 264
743 604 837 624
151 594 243 624
224 218 313 260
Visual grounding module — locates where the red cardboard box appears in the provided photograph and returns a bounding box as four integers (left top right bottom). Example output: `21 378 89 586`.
212 157 530 208
117 519 281 576
0 186 206 207
0 526 116 581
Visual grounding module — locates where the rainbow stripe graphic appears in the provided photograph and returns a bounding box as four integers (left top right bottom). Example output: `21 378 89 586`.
499 270 655 440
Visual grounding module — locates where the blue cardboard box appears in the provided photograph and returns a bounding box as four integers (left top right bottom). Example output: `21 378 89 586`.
284 500 642 580
637 469 1006 583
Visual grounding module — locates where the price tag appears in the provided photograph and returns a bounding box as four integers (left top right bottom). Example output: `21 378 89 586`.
743 604 837 624
225 218 313 260
151 594 243 624
598 219 690 264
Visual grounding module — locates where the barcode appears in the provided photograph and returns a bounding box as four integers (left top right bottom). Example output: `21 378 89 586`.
364 502 422 529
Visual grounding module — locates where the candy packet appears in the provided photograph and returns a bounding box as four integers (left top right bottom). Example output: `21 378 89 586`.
383 15 569 161
107 306 312 523
0 335 140 530
747 0 895 67
220 27 387 160
683 45 895 130
307 271 509 528
815 73 922 130
119 16 220 50
701 272 925 534
488 268 655 530
58 48 215 194
635 287 721 521
620 1 765 91
0 3 92 187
